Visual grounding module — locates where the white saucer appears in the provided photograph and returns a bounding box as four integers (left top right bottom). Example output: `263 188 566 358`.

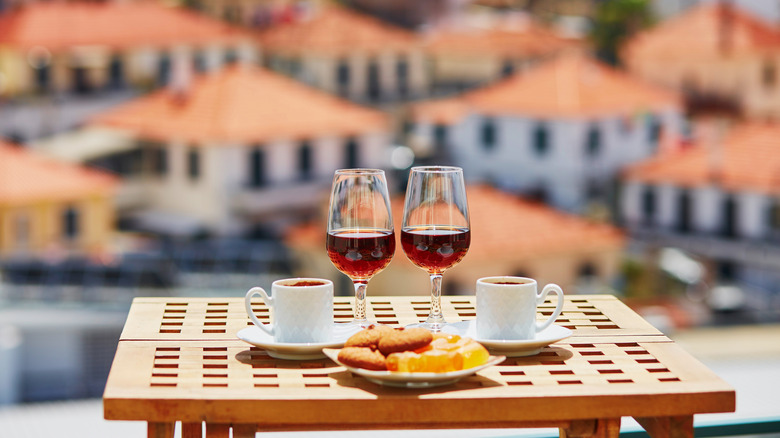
441 321 572 357
323 348 505 388
237 323 363 360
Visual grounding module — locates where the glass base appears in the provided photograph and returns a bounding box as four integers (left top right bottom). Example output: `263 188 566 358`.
406 320 449 332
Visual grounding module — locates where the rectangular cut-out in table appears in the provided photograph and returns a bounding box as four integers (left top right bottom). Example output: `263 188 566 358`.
105 296 733 438
119 295 661 342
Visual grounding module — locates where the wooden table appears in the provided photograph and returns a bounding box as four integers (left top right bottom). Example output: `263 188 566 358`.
104 295 735 438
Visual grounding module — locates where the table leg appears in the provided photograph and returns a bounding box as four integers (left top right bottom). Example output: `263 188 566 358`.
232 423 257 438
182 422 203 438
635 415 694 438
559 418 621 437
205 423 230 438
147 422 174 438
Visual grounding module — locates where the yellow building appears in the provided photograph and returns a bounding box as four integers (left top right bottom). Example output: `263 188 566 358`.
0 2 255 97
0 140 118 258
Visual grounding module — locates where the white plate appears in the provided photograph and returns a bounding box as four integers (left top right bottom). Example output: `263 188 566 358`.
237 323 363 360
441 321 572 357
323 348 505 388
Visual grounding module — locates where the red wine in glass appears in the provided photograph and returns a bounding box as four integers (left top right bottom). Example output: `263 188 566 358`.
400 226 470 273
327 229 395 279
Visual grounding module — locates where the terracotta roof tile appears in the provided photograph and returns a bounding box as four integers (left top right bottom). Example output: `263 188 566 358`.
623 122 780 194
258 6 419 55
0 2 249 51
91 66 389 144
287 185 624 262
0 140 118 204
425 18 580 57
413 52 680 121
624 2 780 60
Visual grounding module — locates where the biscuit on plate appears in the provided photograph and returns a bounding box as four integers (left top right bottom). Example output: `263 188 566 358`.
344 324 394 350
377 327 433 355
337 346 387 371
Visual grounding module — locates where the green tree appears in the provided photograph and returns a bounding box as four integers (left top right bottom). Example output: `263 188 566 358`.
590 0 655 66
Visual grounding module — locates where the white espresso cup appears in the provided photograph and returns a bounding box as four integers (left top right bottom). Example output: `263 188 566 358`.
476 276 564 340
244 278 333 343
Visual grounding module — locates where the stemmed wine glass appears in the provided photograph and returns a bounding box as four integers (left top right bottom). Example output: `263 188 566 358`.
326 169 395 327
401 166 470 331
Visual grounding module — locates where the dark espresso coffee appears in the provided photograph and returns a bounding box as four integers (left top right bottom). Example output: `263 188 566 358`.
493 280 531 285
288 280 327 287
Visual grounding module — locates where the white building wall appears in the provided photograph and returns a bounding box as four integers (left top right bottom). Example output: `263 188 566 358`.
621 181 643 226
739 192 767 239
442 108 681 212
656 184 677 229
693 185 721 233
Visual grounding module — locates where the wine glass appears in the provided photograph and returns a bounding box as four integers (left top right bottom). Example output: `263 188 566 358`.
401 166 470 331
326 169 395 327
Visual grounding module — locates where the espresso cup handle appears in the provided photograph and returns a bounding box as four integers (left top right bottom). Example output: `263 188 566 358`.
536 284 564 333
245 287 274 337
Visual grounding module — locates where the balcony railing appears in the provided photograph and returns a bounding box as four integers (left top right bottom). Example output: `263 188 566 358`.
232 178 331 215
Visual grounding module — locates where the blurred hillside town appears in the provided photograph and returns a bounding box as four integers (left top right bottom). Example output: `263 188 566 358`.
1 0 780 406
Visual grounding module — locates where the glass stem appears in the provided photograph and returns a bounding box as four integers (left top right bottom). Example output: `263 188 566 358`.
426 273 445 329
353 280 368 326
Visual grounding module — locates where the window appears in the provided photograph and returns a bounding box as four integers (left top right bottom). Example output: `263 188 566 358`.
187 147 200 181
767 201 780 233
345 138 359 168
336 59 350 96
13 213 30 249
108 54 124 90
153 147 168 176
578 262 598 279
641 186 656 226
481 118 496 151
397 57 409 97
298 141 313 180
647 115 662 144
433 124 448 153
34 63 50 92
157 53 171 86
249 146 266 188
762 60 776 89
224 48 238 65
721 195 738 238
586 125 601 158
676 189 692 233
501 59 515 77
193 51 207 73
367 60 381 102
532 123 549 157
63 207 79 239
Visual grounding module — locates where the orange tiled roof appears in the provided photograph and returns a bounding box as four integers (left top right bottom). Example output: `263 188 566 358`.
623 122 780 194
287 185 624 262
409 97 471 125
413 52 680 121
0 140 118 205
425 18 580 58
624 2 780 61
0 2 249 51
258 6 419 55
91 66 389 144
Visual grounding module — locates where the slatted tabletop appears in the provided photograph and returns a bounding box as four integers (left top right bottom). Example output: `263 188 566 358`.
104 295 734 438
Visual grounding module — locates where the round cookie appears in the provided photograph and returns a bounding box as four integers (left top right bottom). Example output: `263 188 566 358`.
337 346 387 371
377 327 433 355
344 324 394 350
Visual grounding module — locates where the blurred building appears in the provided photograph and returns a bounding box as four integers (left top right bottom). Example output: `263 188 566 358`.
0 139 117 259
344 0 467 29
81 66 390 237
623 2 780 119
408 52 683 213
621 122 780 299
257 5 429 103
286 185 625 296
424 13 583 94
0 2 256 98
